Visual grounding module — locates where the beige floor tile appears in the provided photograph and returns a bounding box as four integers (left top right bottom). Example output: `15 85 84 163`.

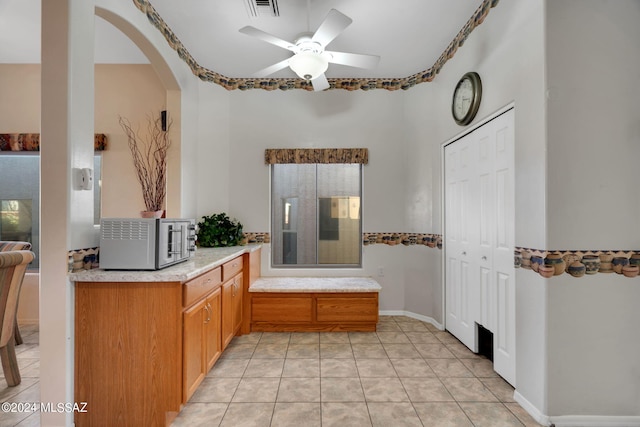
320 358 359 377
271 403 321 427
232 378 280 402
434 331 460 344
190 377 241 403
208 358 249 377
446 341 483 359
397 322 430 332
481 377 516 402
460 358 499 378
356 358 397 377
413 402 473 427
219 402 274 427
352 343 388 359
382 343 422 358
505 402 544 426
441 377 499 402
349 332 381 344
321 377 365 402
375 322 403 331
252 343 288 359
361 377 409 402
259 332 291 344
289 332 319 344
459 402 524 426
391 358 436 377
320 343 354 359
171 402 228 427
230 332 262 345
376 331 411 344
219 343 256 359
319 332 350 344
286 343 319 358
400 377 454 402
277 378 320 402
243 358 284 377
282 358 319 377
404 331 441 344
13 411 40 427
0 378 38 402
321 402 372 427
426 359 475 377
414 343 456 358
367 402 423 427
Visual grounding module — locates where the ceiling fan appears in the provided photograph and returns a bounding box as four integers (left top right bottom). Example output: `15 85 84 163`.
239 8 380 91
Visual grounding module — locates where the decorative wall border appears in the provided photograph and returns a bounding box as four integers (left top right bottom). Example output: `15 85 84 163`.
515 248 640 279
0 134 108 152
264 148 368 164
131 0 500 91
363 233 443 248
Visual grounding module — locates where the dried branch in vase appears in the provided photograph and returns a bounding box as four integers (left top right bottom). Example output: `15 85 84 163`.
119 113 172 213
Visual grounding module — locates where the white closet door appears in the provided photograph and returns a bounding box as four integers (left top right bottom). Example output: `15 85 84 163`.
444 108 515 386
490 109 516 386
444 135 479 352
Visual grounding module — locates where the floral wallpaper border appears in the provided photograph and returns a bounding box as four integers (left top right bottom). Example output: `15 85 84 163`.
0 133 108 152
131 0 500 92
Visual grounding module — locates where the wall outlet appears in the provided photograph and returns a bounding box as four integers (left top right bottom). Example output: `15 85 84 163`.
377 267 384 277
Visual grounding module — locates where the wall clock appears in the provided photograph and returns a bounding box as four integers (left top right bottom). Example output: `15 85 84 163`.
452 72 482 126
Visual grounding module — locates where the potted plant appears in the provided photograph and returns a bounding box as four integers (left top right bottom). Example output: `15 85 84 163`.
197 213 244 247
119 112 172 218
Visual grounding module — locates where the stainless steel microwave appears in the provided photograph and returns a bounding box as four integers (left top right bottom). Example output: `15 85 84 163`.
99 218 196 270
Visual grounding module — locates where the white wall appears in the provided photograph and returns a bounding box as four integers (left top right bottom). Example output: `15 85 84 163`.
545 0 640 419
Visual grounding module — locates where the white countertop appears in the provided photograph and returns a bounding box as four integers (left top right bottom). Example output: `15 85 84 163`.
68 245 261 283
250 277 381 293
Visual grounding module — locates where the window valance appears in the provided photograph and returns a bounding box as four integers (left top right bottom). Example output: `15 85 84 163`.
264 148 368 165
0 133 108 152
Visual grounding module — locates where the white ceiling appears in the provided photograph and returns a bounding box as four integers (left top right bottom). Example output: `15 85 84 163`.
0 0 485 80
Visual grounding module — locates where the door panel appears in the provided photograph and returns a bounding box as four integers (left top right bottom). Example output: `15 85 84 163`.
444 108 515 386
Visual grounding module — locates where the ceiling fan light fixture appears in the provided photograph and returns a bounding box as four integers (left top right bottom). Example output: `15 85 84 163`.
289 51 329 80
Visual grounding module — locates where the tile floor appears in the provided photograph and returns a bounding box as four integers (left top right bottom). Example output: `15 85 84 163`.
0 317 542 427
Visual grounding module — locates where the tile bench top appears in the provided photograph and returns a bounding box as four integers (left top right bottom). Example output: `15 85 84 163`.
249 277 381 293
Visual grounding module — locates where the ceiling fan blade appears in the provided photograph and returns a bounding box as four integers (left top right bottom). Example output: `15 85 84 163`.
325 51 380 69
252 58 292 77
239 26 297 52
311 9 352 47
311 73 330 91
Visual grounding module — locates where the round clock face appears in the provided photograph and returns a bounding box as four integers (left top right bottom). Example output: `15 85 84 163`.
452 72 482 126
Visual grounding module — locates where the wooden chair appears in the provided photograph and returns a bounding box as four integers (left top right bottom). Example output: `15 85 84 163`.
0 250 35 386
0 241 32 345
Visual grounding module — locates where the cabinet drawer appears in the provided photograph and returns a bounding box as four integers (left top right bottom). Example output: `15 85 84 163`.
222 256 243 282
316 296 378 322
183 267 222 308
252 296 312 323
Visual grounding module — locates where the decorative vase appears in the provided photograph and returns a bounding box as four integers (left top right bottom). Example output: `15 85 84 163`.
545 253 565 275
581 255 601 275
530 255 543 273
612 257 629 274
567 261 586 278
538 264 555 278
514 250 522 268
599 253 614 273
622 264 640 278
141 210 164 219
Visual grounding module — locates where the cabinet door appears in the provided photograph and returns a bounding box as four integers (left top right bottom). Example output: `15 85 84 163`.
221 280 234 349
232 273 243 334
205 288 222 371
183 298 206 402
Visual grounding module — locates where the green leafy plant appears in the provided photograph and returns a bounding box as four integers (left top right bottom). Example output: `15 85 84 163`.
197 213 244 247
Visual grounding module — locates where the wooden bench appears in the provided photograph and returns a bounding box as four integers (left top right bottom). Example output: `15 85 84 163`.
248 277 381 332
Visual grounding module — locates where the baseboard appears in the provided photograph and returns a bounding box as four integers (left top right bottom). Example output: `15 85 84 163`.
379 310 444 330
549 416 640 427
514 391 551 426
514 391 640 427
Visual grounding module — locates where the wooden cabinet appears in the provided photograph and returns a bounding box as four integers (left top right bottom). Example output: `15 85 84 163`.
183 286 221 403
74 248 259 426
251 292 378 332
222 260 243 349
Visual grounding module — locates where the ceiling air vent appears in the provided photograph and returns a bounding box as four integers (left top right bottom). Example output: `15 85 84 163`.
245 0 280 18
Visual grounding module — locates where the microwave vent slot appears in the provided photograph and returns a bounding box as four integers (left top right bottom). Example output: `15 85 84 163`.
101 220 150 241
